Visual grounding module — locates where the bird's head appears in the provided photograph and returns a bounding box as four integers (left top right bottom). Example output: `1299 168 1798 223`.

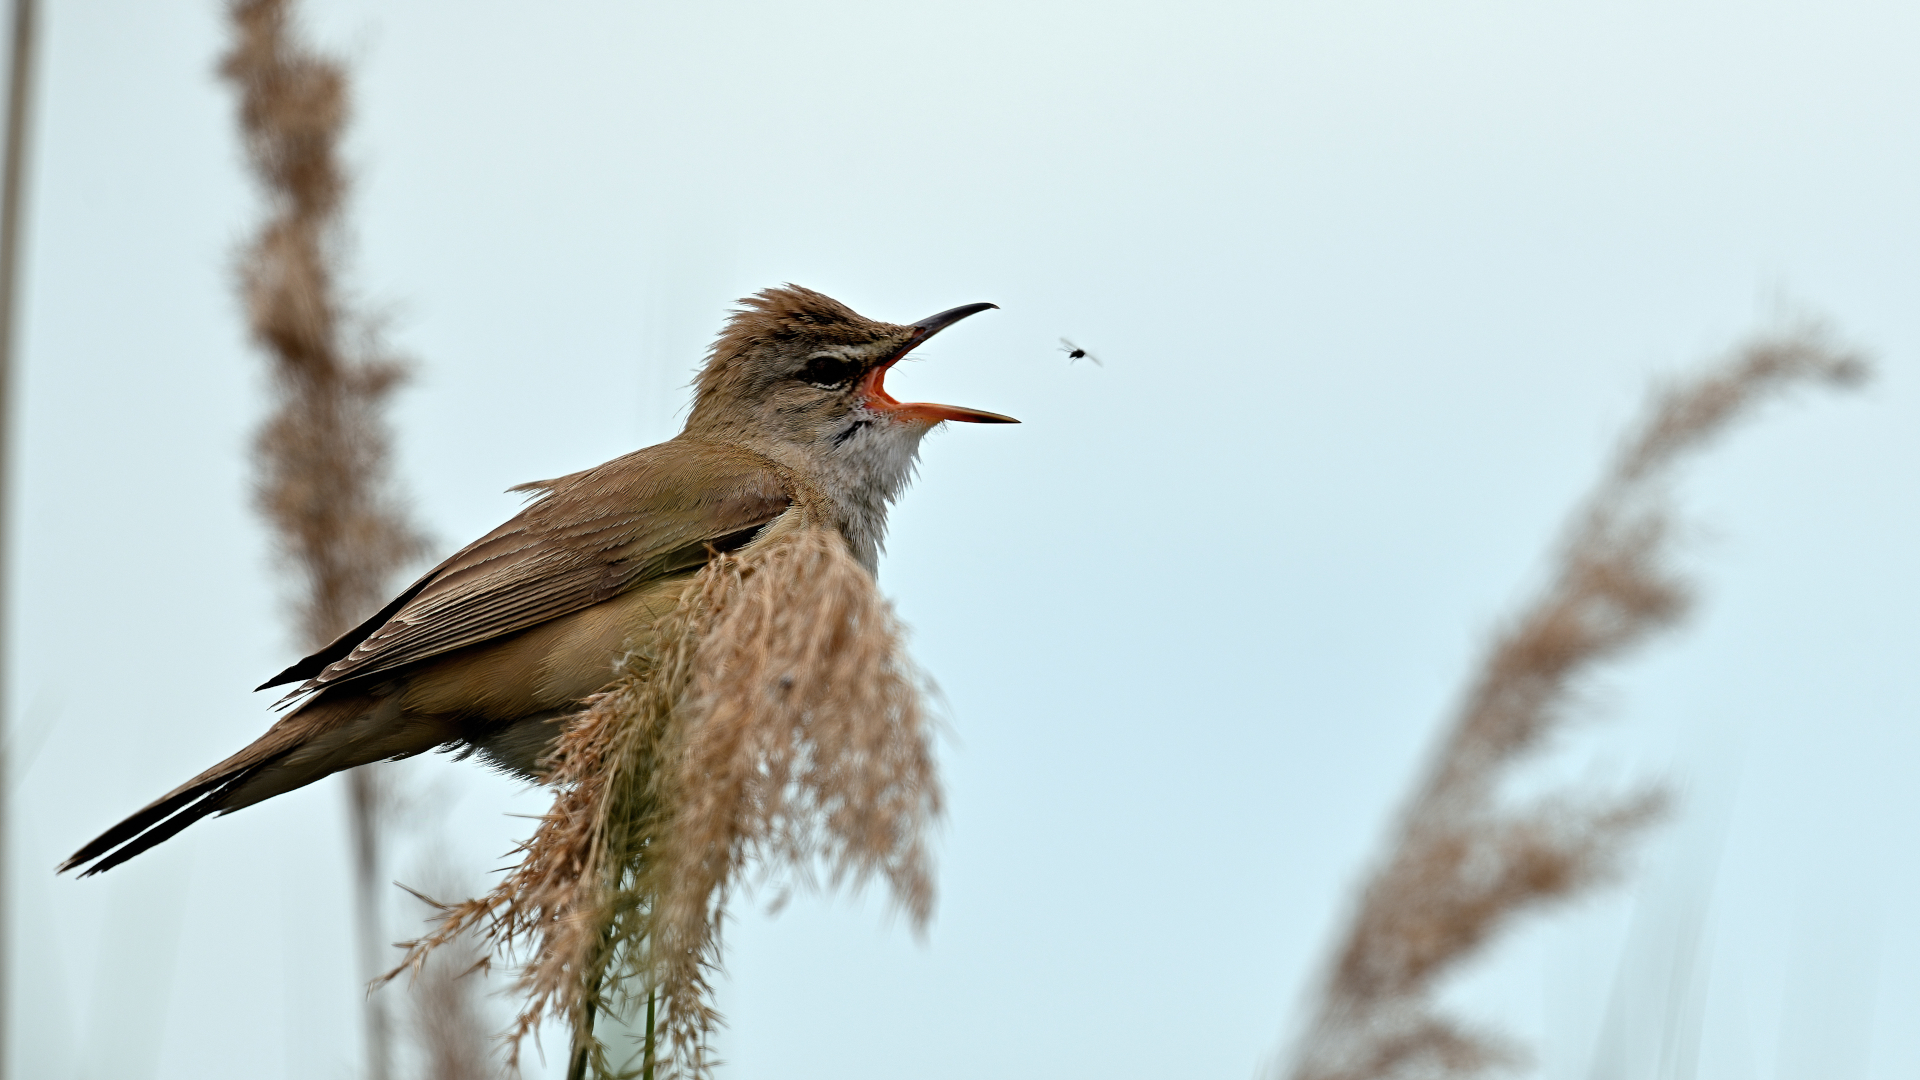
685 285 1016 451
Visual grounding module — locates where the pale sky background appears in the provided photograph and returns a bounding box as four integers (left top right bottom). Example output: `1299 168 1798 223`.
5 1 1919 1078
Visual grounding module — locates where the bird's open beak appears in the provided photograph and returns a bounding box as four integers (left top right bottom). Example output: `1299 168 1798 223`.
860 302 1020 424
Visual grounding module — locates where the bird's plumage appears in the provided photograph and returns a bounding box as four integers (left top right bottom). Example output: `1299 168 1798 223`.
261 439 793 699
62 285 1010 876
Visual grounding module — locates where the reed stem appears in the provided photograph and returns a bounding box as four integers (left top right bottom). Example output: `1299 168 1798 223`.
643 988 657 1080
566 998 597 1080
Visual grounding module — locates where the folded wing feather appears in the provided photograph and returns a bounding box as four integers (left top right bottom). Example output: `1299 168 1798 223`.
263 437 794 700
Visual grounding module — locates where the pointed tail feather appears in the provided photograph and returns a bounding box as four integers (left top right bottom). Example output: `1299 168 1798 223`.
62 781 246 877
60 698 339 875
57 780 229 875
59 710 325 876
61 689 449 875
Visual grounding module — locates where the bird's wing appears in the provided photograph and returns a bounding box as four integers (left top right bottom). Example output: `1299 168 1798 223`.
259 438 793 699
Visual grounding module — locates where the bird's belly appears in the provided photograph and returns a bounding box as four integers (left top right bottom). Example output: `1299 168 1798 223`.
399 573 695 723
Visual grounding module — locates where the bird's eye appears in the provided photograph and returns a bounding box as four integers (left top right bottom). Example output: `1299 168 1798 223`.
797 354 862 388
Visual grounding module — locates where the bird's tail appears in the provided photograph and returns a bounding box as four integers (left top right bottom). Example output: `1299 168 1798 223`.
57 768 253 877
59 691 444 876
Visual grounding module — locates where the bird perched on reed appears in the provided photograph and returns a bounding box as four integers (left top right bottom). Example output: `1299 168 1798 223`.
62 285 1013 876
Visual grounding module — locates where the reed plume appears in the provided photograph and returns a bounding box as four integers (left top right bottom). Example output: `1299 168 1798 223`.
221 2 430 1077
410 885 508 1080
393 525 940 1079
1281 327 1867 1080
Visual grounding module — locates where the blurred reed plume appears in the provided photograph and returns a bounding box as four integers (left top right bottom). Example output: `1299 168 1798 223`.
1281 327 1867 1080
221 2 432 1077
409 876 508 1080
394 525 941 1080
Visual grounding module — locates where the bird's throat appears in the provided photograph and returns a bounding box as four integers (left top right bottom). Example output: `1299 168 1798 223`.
815 416 929 574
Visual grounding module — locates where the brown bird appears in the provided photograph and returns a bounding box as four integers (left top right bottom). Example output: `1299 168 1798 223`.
62 285 1014 876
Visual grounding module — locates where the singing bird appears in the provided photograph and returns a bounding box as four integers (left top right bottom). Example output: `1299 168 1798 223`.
62 286 1014 876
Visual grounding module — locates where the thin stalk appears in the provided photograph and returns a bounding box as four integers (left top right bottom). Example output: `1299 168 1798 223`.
567 998 597 1080
643 989 656 1080
0 3 39 1078
349 766 390 1080
568 912 619 1080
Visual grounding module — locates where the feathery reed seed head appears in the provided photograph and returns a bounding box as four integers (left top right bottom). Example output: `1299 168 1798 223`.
409 904 504 1080
393 526 939 1079
1283 325 1867 1080
224 0 425 651
223 8 430 1080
